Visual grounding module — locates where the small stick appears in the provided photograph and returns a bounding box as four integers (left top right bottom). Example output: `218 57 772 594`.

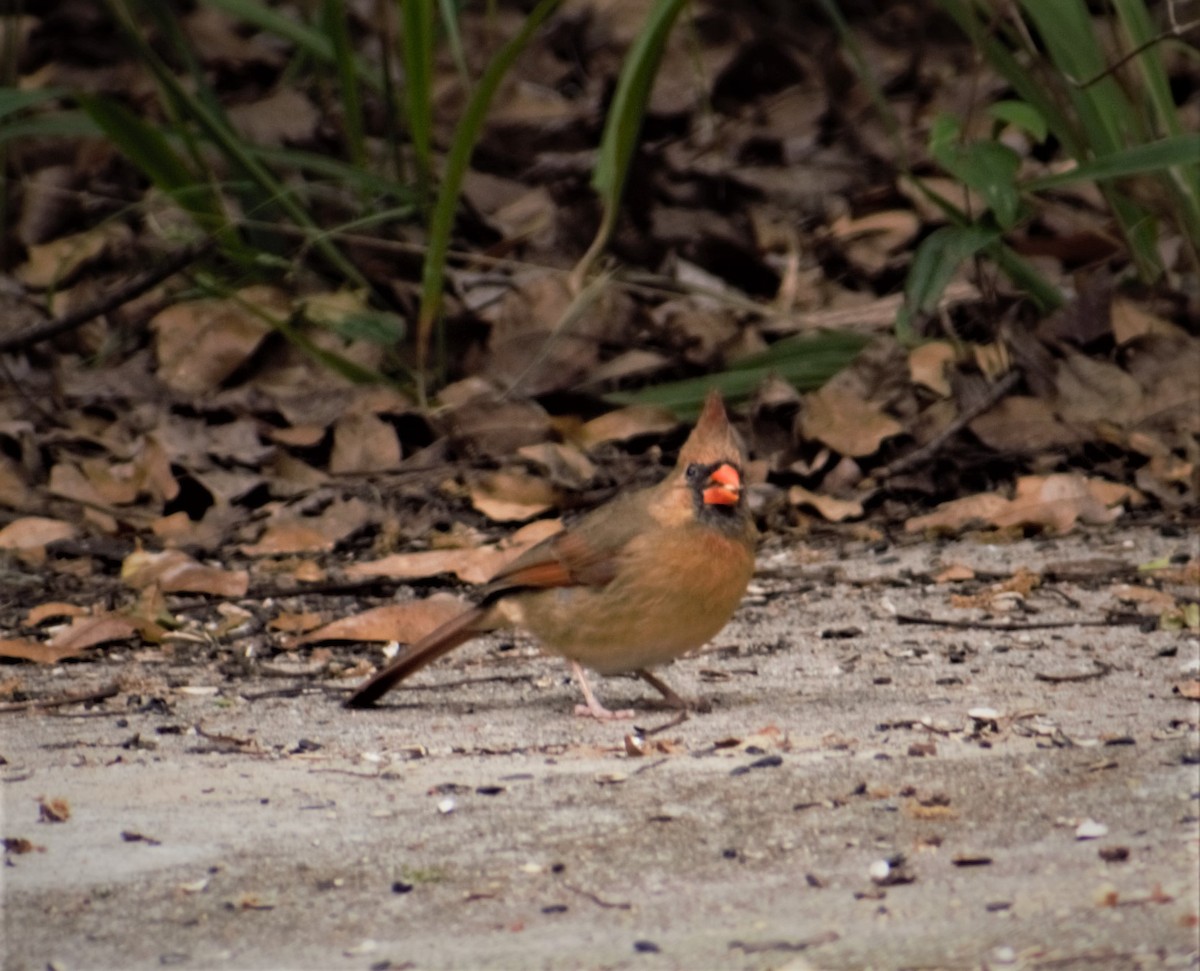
0 239 213 354
0 682 120 713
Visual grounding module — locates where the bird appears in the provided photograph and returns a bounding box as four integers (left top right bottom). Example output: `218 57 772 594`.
343 390 757 719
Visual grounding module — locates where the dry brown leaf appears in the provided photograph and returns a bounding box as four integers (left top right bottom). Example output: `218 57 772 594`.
1111 298 1188 344
577 406 678 448
240 522 335 556
934 564 976 583
299 597 468 646
47 462 108 507
151 286 285 394
26 602 87 625
227 88 319 146
469 470 557 523
269 611 324 634
517 442 597 489
0 517 76 550
1110 584 1176 611
43 614 139 657
18 223 132 288
121 549 249 597
908 341 956 397
787 484 864 522
904 493 1019 534
969 396 1082 453
0 638 85 664
907 475 1131 535
346 546 516 586
268 424 326 448
37 797 71 823
330 412 402 474
800 386 903 457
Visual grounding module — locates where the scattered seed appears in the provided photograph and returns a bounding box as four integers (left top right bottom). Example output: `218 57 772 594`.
1075 818 1108 840
633 940 660 953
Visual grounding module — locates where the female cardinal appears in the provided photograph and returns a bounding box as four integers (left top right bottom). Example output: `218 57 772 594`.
344 390 757 719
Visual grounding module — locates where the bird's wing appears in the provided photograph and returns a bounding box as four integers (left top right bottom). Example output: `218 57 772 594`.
482 491 655 598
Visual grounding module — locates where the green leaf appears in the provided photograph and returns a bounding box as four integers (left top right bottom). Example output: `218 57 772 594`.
1022 135 1200 191
609 331 873 416
0 87 68 120
988 100 1048 143
929 114 1022 228
906 225 999 316
328 310 407 345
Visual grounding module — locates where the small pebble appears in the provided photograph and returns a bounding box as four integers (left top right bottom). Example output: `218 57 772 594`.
1075 818 1108 840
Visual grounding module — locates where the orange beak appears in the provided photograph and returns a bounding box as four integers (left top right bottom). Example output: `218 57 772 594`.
702 463 742 506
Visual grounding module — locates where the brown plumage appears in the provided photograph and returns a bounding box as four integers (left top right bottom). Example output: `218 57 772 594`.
344 390 757 719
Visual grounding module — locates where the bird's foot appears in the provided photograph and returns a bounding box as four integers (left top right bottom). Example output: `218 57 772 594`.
569 661 636 720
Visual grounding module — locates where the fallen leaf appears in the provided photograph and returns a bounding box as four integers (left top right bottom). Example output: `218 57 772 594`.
330 412 402 474
801 385 903 457
934 563 975 583
37 796 71 823
577 406 678 448
908 341 956 397
345 546 517 586
1174 680 1200 701
151 286 283 394
122 549 249 597
26 602 88 625
787 484 863 521
299 597 468 646
0 517 76 550
44 614 139 657
469 470 557 522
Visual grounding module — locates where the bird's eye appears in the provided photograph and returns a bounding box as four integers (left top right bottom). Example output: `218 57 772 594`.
685 463 704 482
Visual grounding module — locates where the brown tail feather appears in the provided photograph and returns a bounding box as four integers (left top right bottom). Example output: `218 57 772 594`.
343 605 489 708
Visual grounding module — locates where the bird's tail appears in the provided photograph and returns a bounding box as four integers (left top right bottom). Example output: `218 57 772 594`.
343 605 489 708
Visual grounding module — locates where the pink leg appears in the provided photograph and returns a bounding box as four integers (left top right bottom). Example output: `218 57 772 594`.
570 661 635 720
635 669 689 709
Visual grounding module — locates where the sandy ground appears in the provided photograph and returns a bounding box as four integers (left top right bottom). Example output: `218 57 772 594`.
3 525 1199 971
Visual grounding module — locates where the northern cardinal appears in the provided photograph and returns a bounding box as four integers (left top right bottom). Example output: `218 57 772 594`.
344 390 757 719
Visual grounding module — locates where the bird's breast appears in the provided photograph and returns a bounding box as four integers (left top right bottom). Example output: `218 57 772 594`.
512 525 755 674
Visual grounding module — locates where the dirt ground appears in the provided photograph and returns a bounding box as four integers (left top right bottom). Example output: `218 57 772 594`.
3 524 1199 971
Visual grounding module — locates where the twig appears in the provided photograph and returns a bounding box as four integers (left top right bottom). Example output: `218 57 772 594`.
0 239 213 354
1074 3 1200 90
560 882 632 910
0 682 120 713
878 369 1022 480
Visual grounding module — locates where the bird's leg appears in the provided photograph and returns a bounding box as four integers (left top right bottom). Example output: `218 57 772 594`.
637 669 708 712
570 661 636 720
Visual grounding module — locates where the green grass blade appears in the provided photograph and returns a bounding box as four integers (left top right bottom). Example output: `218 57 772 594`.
201 0 383 90
574 0 688 279
609 331 873 415
76 94 243 251
0 112 100 144
0 87 68 120
322 0 367 170
400 0 436 203
415 0 562 384
1022 134 1200 190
